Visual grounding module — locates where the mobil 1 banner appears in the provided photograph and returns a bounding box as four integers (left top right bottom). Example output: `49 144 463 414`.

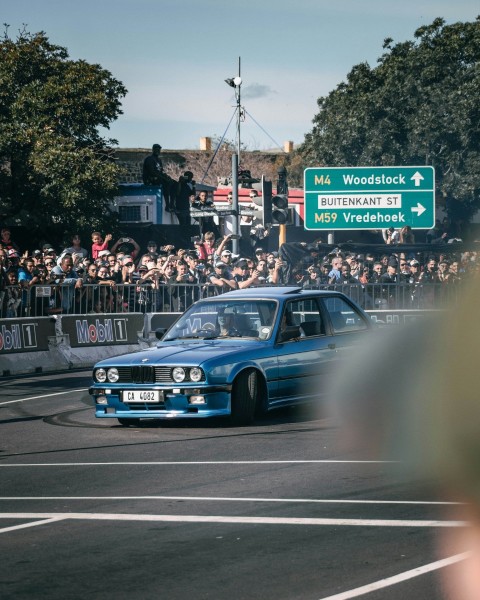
62 314 144 348
0 318 56 354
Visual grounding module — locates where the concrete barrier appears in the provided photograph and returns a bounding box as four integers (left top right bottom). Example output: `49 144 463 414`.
0 313 150 376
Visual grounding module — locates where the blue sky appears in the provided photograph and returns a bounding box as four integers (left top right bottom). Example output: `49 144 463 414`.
3 0 479 150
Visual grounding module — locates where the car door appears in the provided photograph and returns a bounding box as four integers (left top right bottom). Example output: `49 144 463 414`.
321 295 371 357
269 298 333 407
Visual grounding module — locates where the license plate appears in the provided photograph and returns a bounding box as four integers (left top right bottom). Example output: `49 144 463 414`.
123 390 163 403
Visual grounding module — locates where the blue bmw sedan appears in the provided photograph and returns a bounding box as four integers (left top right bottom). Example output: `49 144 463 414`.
89 287 372 425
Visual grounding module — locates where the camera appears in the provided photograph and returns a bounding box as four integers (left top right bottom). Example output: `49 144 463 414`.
229 234 241 240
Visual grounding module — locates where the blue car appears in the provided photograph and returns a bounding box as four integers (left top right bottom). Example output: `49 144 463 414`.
89 287 372 425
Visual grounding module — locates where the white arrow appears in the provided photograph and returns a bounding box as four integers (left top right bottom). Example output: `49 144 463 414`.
411 202 426 217
411 171 424 187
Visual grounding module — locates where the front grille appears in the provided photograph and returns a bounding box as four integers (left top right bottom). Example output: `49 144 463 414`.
116 366 205 384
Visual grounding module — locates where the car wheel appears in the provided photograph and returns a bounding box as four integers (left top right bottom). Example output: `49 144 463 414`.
117 418 141 427
231 369 258 425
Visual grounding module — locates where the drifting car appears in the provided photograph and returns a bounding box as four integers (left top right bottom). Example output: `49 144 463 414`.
89 287 372 425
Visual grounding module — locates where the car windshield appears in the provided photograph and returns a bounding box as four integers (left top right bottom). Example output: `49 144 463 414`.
163 299 278 341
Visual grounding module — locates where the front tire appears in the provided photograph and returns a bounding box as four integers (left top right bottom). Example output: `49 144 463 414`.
230 369 258 425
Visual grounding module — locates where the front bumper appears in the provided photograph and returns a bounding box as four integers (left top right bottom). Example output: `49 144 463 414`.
89 384 232 419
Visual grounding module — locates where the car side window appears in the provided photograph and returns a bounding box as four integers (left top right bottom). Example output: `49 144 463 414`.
323 297 369 333
281 299 325 339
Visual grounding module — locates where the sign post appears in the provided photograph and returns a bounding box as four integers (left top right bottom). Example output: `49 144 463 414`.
303 166 435 231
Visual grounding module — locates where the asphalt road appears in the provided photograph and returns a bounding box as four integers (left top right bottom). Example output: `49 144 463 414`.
0 370 466 600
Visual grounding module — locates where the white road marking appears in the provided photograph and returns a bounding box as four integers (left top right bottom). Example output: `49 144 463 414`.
0 496 462 506
0 389 87 406
0 517 66 534
317 552 471 600
0 513 467 528
0 460 397 466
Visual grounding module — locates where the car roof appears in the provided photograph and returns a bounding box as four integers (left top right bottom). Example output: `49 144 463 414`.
202 287 344 300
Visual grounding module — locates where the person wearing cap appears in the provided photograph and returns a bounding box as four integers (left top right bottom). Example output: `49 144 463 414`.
206 260 237 292
42 244 57 260
7 248 20 263
32 250 44 266
212 234 234 265
138 240 159 266
232 259 259 289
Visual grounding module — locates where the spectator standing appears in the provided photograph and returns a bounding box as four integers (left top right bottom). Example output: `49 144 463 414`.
175 171 195 226
383 227 399 244
1 228 20 254
232 259 257 289
192 191 220 238
50 255 83 313
2 268 22 317
63 234 88 259
18 258 40 316
399 226 415 245
328 257 343 284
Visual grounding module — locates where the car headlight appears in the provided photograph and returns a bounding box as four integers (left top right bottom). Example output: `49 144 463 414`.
172 367 186 382
95 368 107 383
189 367 203 382
107 368 119 383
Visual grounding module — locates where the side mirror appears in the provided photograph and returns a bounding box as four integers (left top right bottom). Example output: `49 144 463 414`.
155 328 167 340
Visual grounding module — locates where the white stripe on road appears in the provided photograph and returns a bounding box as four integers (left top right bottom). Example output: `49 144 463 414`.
0 495 462 506
0 513 467 528
0 460 397 466
0 517 66 534
0 389 87 406
317 552 471 600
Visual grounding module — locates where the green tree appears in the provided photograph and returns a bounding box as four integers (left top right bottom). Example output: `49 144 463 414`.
300 17 480 222
0 27 127 242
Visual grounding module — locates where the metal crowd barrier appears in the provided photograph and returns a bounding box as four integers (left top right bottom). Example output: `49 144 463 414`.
0 280 464 318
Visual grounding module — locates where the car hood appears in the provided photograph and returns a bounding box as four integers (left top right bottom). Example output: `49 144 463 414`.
97 340 262 367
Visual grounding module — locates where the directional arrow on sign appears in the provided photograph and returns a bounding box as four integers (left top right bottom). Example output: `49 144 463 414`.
411 171 424 187
411 202 426 216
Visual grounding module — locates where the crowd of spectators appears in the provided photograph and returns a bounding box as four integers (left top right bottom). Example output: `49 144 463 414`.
0 221 477 318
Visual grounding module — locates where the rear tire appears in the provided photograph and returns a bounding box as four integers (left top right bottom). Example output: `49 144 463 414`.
230 369 258 426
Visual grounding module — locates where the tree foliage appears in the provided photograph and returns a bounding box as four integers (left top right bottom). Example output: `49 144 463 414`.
0 27 127 240
300 17 480 220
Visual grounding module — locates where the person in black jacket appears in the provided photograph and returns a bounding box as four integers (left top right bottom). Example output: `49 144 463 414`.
142 143 176 211
175 171 196 225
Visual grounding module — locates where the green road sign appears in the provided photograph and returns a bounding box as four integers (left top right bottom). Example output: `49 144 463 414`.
303 166 435 230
